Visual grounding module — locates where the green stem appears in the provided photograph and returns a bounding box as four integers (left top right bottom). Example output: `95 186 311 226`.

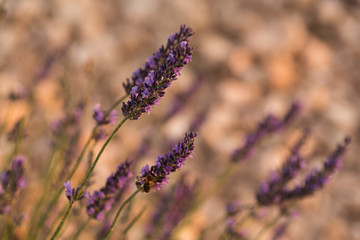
120 206 147 240
251 212 282 240
49 202 73 240
73 218 91 240
104 189 141 240
80 116 128 188
29 95 128 239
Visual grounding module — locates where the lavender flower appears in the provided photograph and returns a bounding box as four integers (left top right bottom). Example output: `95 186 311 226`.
122 25 194 95
122 26 194 120
163 76 203 121
93 103 117 126
145 175 196 239
0 156 26 215
87 161 132 220
282 137 350 200
257 137 350 205
256 130 309 206
136 132 197 192
231 102 301 162
63 181 88 204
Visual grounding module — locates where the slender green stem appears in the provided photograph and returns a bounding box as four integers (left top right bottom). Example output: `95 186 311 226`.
49 202 73 240
251 212 282 240
234 205 258 229
120 206 147 240
30 94 128 239
104 189 141 240
80 116 128 188
73 218 91 240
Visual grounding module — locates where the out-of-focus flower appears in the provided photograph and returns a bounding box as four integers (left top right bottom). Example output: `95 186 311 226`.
231 102 301 162
87 161 132 220
145 175 196 239
257 137 350 205
282 137 350 200
136 132 197 192
0 156 27 215
93 103 117 126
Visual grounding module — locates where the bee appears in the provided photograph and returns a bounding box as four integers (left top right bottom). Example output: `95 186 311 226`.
143 174 156 193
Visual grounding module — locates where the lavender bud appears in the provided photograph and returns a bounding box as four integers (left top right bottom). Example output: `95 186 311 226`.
63 181 88 203
93 103 117 125
136 132 197 192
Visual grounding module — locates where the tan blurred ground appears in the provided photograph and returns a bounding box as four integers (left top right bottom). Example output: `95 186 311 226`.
1 0 360 239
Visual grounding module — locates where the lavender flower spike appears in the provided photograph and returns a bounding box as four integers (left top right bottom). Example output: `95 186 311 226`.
136 132 197 193
231 101 301 162
122 26 194 120
122 25 194 95
283 137 350 200
1 156 26 215
87 160 132 220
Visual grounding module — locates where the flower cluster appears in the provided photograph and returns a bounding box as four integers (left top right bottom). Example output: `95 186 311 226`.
136 132 197 192
87 160 132 220
282 137 350 200
121 25 194 120
256 136 350 206
64 181 89 204
122 25 194 95
0 156 26 214
231 102 301 162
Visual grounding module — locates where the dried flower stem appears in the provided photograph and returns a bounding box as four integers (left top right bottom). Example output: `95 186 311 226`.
104 188 141 240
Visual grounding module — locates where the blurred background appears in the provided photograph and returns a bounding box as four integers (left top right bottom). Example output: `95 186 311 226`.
0 0 360 239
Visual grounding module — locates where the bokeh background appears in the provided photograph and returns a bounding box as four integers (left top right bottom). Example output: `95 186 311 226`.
1 0 360 239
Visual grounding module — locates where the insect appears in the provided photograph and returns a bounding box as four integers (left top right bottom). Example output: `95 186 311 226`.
143 174 156 193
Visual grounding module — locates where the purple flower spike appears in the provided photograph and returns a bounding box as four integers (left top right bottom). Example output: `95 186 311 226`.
136 132 197 192
1 156 26 215
122 25 194 95
87 161 132 220
256 130 309 206
282 137 350 200
122 25 194 120
145 175 196 239
93 103 117 126
231 102 301 162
